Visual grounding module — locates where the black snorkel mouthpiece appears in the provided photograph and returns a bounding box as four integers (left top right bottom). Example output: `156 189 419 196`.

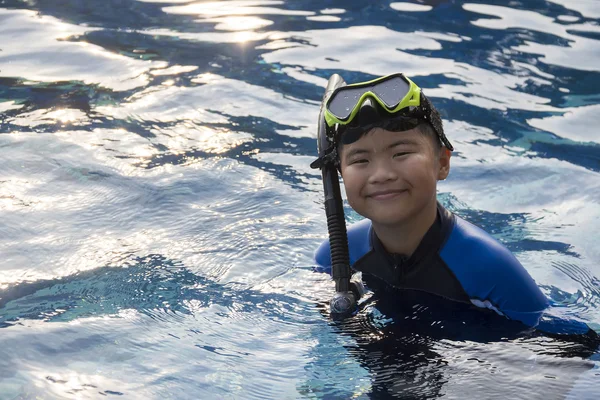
311 74 358 319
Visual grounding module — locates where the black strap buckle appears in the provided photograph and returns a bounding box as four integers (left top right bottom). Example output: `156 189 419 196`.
310 146 338 170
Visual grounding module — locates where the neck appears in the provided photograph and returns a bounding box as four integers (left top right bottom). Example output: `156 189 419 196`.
372 198 438 257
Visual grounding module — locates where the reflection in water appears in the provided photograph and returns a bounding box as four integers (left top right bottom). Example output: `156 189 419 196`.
0 8 166 90
464 3 600 71
327 290 599 399
0 256 328 398
0 254 305 327
0 0 599 397
528 104 600 144
546 0 600 21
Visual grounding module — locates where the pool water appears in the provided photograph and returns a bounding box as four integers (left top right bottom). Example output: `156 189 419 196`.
0 0 599 398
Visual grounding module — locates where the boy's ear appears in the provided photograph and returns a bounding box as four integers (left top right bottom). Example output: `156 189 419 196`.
437 147 451 180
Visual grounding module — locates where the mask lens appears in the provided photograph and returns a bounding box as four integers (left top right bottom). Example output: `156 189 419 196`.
328 86 367 120
372 76 410 108
328 75 411 121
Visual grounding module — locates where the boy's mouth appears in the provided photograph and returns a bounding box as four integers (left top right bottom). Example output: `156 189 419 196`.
367 189 407 200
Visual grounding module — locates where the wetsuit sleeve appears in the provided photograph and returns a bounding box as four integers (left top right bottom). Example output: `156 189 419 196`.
313 219 373 275
441 217 549 327
314 239 332 274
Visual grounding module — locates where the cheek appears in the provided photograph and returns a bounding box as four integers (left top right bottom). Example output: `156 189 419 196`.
341 174 358 194
340 168 364 197
401 156 439 184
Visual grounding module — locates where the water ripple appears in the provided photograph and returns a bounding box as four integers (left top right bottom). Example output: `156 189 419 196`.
1 0 599 397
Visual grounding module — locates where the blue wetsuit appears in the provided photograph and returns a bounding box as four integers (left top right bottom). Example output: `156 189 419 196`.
314 202 549 327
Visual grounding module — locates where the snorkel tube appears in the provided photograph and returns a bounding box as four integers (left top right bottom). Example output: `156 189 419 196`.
311 74 358 318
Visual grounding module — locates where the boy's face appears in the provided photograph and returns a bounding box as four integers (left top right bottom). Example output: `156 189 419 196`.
339 127 451 227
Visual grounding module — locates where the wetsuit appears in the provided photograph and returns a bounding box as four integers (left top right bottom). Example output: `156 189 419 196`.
314 202 550 327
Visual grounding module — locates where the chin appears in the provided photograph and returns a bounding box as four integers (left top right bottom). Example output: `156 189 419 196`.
370 214 411 227
364 208 414 226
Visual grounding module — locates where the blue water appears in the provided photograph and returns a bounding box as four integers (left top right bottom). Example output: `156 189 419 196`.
1 0 599 398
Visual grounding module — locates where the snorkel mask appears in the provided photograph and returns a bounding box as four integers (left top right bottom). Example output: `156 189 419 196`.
311 73 452 318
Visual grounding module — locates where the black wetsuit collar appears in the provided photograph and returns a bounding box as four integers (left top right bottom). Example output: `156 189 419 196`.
370 202 455 271
353 202 468 302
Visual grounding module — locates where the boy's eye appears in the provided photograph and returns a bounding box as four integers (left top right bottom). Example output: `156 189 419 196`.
349 158 368 165
393 152 410 158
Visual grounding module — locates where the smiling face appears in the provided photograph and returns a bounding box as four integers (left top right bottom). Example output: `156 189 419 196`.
339 126 451 228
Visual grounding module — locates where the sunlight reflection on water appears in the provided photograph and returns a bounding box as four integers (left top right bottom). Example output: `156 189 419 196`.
0 0 599 398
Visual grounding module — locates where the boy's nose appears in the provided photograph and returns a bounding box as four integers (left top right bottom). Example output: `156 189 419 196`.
368 159 398 184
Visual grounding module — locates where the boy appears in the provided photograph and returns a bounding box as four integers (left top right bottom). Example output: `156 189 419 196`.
313 73 550 328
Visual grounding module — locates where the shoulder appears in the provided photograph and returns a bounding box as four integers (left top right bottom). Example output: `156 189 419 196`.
313 218 372 273
440 213 549 326
441 214 519 272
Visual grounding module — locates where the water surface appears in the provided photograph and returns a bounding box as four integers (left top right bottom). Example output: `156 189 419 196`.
1 0 599 398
